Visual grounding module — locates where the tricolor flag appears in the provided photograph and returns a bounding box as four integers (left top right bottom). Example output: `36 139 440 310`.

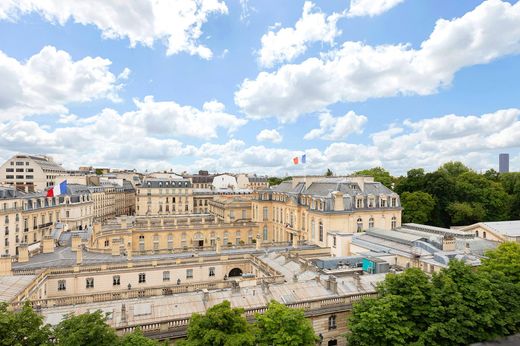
46 180 67 197
293 154 306 165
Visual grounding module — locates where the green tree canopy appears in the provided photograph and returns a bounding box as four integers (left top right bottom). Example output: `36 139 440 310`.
255 300 317 346
354 167 394 188
119 327 161 346
177 301 255 346
54 311 119 346
325 168 333 176
347 259 520 346
0 302 51 346
480 242 520 284
401 191 435 224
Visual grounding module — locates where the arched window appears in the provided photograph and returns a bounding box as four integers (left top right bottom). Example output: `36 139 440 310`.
319 221 324 242
476 230 479 237
483 231 487 239
357 218 363 232
369 217 374 229
391 216 397 229
263 225 268 241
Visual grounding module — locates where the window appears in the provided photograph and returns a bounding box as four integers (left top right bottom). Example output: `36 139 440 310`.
356 198 363 208
86 278 94 288
483 231 487 239
319 221 323 242
104 240 109 247
263 226 268 241
333 236 336 248
476 230 479 237
186 269 193 279
242 209 247 219
113 275 120 286
357 218 363 232
5 168 13 172
163 271 170 282
138 273 146 283
167 234 173 250
311 220 315 240
263 207 268 221
209 267 215 277
328 315 337 330
58 280 66 291
391 216 397 229
369 217 374 229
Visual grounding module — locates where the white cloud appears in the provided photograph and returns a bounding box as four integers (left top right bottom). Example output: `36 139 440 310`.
0 46 125 120
236 0 520 122
2 108 519 175
258 1 343 68
0 0 228 59
347 0 404 18
304 111 367 140
256 129 283 143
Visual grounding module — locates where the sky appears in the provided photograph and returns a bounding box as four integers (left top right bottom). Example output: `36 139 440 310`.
0 0 519 176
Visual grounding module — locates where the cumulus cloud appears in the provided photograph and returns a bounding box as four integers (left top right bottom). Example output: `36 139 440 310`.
256 129 283 143
0 0 228 59
236 0 520 122
1 108 519 175
304 111 367 140
347 0 404 18
0 46 126 120
258 2 343 68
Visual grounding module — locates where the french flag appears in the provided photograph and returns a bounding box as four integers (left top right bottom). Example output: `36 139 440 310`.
47 180 67 197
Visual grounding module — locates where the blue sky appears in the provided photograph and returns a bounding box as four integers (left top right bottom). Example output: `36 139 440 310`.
0 0 519 176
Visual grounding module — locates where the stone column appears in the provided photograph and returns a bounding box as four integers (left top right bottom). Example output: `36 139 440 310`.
215 237 221 254
256 234 261 250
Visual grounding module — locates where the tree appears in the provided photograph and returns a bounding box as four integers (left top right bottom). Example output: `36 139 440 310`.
54 311 119 346
438 161 470 177
119 328 161 346
268 176 291 186
255 300 317 346
325 169 333 176
480 242 520 284
400 191 435 224
447 201 485 225
354 167 394 188
347 261 520 346
0 302 52 346
177 301 255 346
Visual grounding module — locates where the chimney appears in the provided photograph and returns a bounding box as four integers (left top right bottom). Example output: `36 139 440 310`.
0 255 12 276
442 236 456 252
76 245 83 265
18 244 29 263
332 191 344 211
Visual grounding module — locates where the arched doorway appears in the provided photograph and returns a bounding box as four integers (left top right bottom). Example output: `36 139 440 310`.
228 268 243 277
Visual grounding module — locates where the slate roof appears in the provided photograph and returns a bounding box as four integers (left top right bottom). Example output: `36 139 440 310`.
142 179 192 188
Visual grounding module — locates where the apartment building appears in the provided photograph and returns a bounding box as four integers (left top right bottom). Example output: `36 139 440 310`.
0 155 66 192
0 185 93 256
252 176 402 248
136 179 194 216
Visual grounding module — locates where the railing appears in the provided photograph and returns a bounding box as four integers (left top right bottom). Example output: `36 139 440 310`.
113 291 378 336
11 280 237 310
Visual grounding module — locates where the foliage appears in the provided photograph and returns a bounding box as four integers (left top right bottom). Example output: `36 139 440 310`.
0 302 52 346
347 247 520 346
354 167 394 188
268 176 291 186
480 242 520 284
54 311 119 346
393 161 515 227
95 168 103 175
177 301 255 346
255 300 317 346
120 328 162 346
400 191 435 224
325 168 333 176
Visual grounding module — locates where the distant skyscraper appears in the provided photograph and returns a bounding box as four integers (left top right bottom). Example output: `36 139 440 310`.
499 153 509 173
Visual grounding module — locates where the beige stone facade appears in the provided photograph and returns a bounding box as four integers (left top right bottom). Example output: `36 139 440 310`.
136 179 194 216
252 176 402 249
0 186 93 257
0 154 66 192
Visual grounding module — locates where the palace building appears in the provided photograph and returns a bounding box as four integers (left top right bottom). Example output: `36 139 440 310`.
252 176 402 256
